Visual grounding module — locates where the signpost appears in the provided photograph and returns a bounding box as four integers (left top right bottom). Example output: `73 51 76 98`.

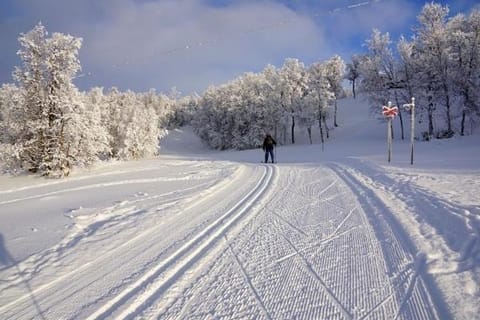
403 97 415 165
382 101 398 163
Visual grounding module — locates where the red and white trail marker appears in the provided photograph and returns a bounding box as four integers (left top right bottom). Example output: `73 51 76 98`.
382 105 398 119
383 101 397 162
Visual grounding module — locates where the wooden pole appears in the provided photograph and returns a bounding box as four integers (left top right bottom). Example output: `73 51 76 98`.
387 101 393 162
403 97 415 165
387 118 392 162
410 97 415 165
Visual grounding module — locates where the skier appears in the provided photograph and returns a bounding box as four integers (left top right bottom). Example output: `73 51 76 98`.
262 134 277 163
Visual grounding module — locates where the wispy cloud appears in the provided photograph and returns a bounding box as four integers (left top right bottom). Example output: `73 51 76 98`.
0 0 470 93
78 0 328 93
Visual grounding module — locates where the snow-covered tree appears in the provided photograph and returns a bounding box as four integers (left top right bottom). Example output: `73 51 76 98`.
192 56 343 150
193 70 278 150
359 29 407 139
345 55 361 99
307 62 335 145
122 102 160 159
323 55 345 127
278 58 309 144
0 84 26 172
413 3 454 137
356 2 480 139
63 89 110 168
397 36 417 101
175 93 199 127
231 73 264 149
84 87 114 159
192 85 226 149
0 84 25 145
103 88 161 160
447 9 480 135
262 64 284 142
8 23 96 176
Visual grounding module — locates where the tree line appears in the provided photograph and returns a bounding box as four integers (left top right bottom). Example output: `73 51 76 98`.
191 56 344 150
0 23 192 177
195 2 480 151
1 2 478 177
348 3 480 140
0 23 344 177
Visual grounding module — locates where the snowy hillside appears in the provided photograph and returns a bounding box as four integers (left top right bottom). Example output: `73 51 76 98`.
0 97 479 319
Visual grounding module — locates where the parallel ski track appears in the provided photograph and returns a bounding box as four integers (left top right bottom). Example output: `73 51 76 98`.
329 162 442 320
86 164 274 319
0 169 234 316
0 163 245 319
161 165 403 319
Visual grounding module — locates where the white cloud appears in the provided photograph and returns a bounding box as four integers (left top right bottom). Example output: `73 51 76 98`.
63 0 325 93
0 0 419 93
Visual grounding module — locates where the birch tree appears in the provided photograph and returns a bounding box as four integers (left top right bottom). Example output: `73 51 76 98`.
346 55 361 99
278 58 309 144
447 9 480 135
308 62 334 146
11 23 92 176
414 3 454 137
323 55 345 128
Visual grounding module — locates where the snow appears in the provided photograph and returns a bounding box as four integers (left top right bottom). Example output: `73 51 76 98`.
1 97 479 319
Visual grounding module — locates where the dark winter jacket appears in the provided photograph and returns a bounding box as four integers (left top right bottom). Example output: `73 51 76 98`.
262 135 276 151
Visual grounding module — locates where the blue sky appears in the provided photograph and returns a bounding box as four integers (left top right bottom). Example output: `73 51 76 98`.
0 0 478 94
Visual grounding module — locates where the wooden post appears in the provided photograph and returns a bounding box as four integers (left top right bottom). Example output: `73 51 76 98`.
387 117 392 162
403 97 415 165
382 101 399 163
386 101 393 162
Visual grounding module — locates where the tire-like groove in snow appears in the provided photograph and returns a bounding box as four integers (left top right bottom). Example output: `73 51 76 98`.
0 171 234 316
226 235 273 320
329 162 443 320
279 232 353 319
86 164 274 320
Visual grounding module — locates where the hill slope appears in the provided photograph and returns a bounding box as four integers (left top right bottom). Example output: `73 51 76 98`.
0 97 479 319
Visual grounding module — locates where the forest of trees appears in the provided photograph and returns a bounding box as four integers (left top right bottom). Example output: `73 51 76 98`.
350 3 480 140
195 2 480 150
0 3 479 177
191 56 343 150
0 23 192 177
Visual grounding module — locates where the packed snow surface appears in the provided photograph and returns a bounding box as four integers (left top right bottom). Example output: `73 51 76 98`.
1 98 479 319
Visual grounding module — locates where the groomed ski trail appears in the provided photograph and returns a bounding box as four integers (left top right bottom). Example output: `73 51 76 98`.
86 164 275 319
329 159 479 319
152 165 442 319
0 162 273 319
0 162 447 319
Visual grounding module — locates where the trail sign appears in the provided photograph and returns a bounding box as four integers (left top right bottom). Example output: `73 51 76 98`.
383 101 397 162
382 105 398 119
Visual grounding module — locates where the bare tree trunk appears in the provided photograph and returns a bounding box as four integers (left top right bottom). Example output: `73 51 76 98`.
319 117 325 151
443 82 452 133
291 113 295 144
394 93 405 140
323 114 329 139
319 119 324 144
333 99 338 127
461 109 466 136
428 107 434 138
307 127 312 144
427 93 434 139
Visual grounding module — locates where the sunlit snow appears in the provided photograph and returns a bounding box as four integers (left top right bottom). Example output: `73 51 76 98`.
1 97 479 319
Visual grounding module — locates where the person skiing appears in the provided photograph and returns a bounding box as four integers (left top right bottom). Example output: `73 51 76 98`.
262 134 277 163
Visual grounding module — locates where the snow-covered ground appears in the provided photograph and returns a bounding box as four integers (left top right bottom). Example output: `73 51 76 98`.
1 98 479 319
